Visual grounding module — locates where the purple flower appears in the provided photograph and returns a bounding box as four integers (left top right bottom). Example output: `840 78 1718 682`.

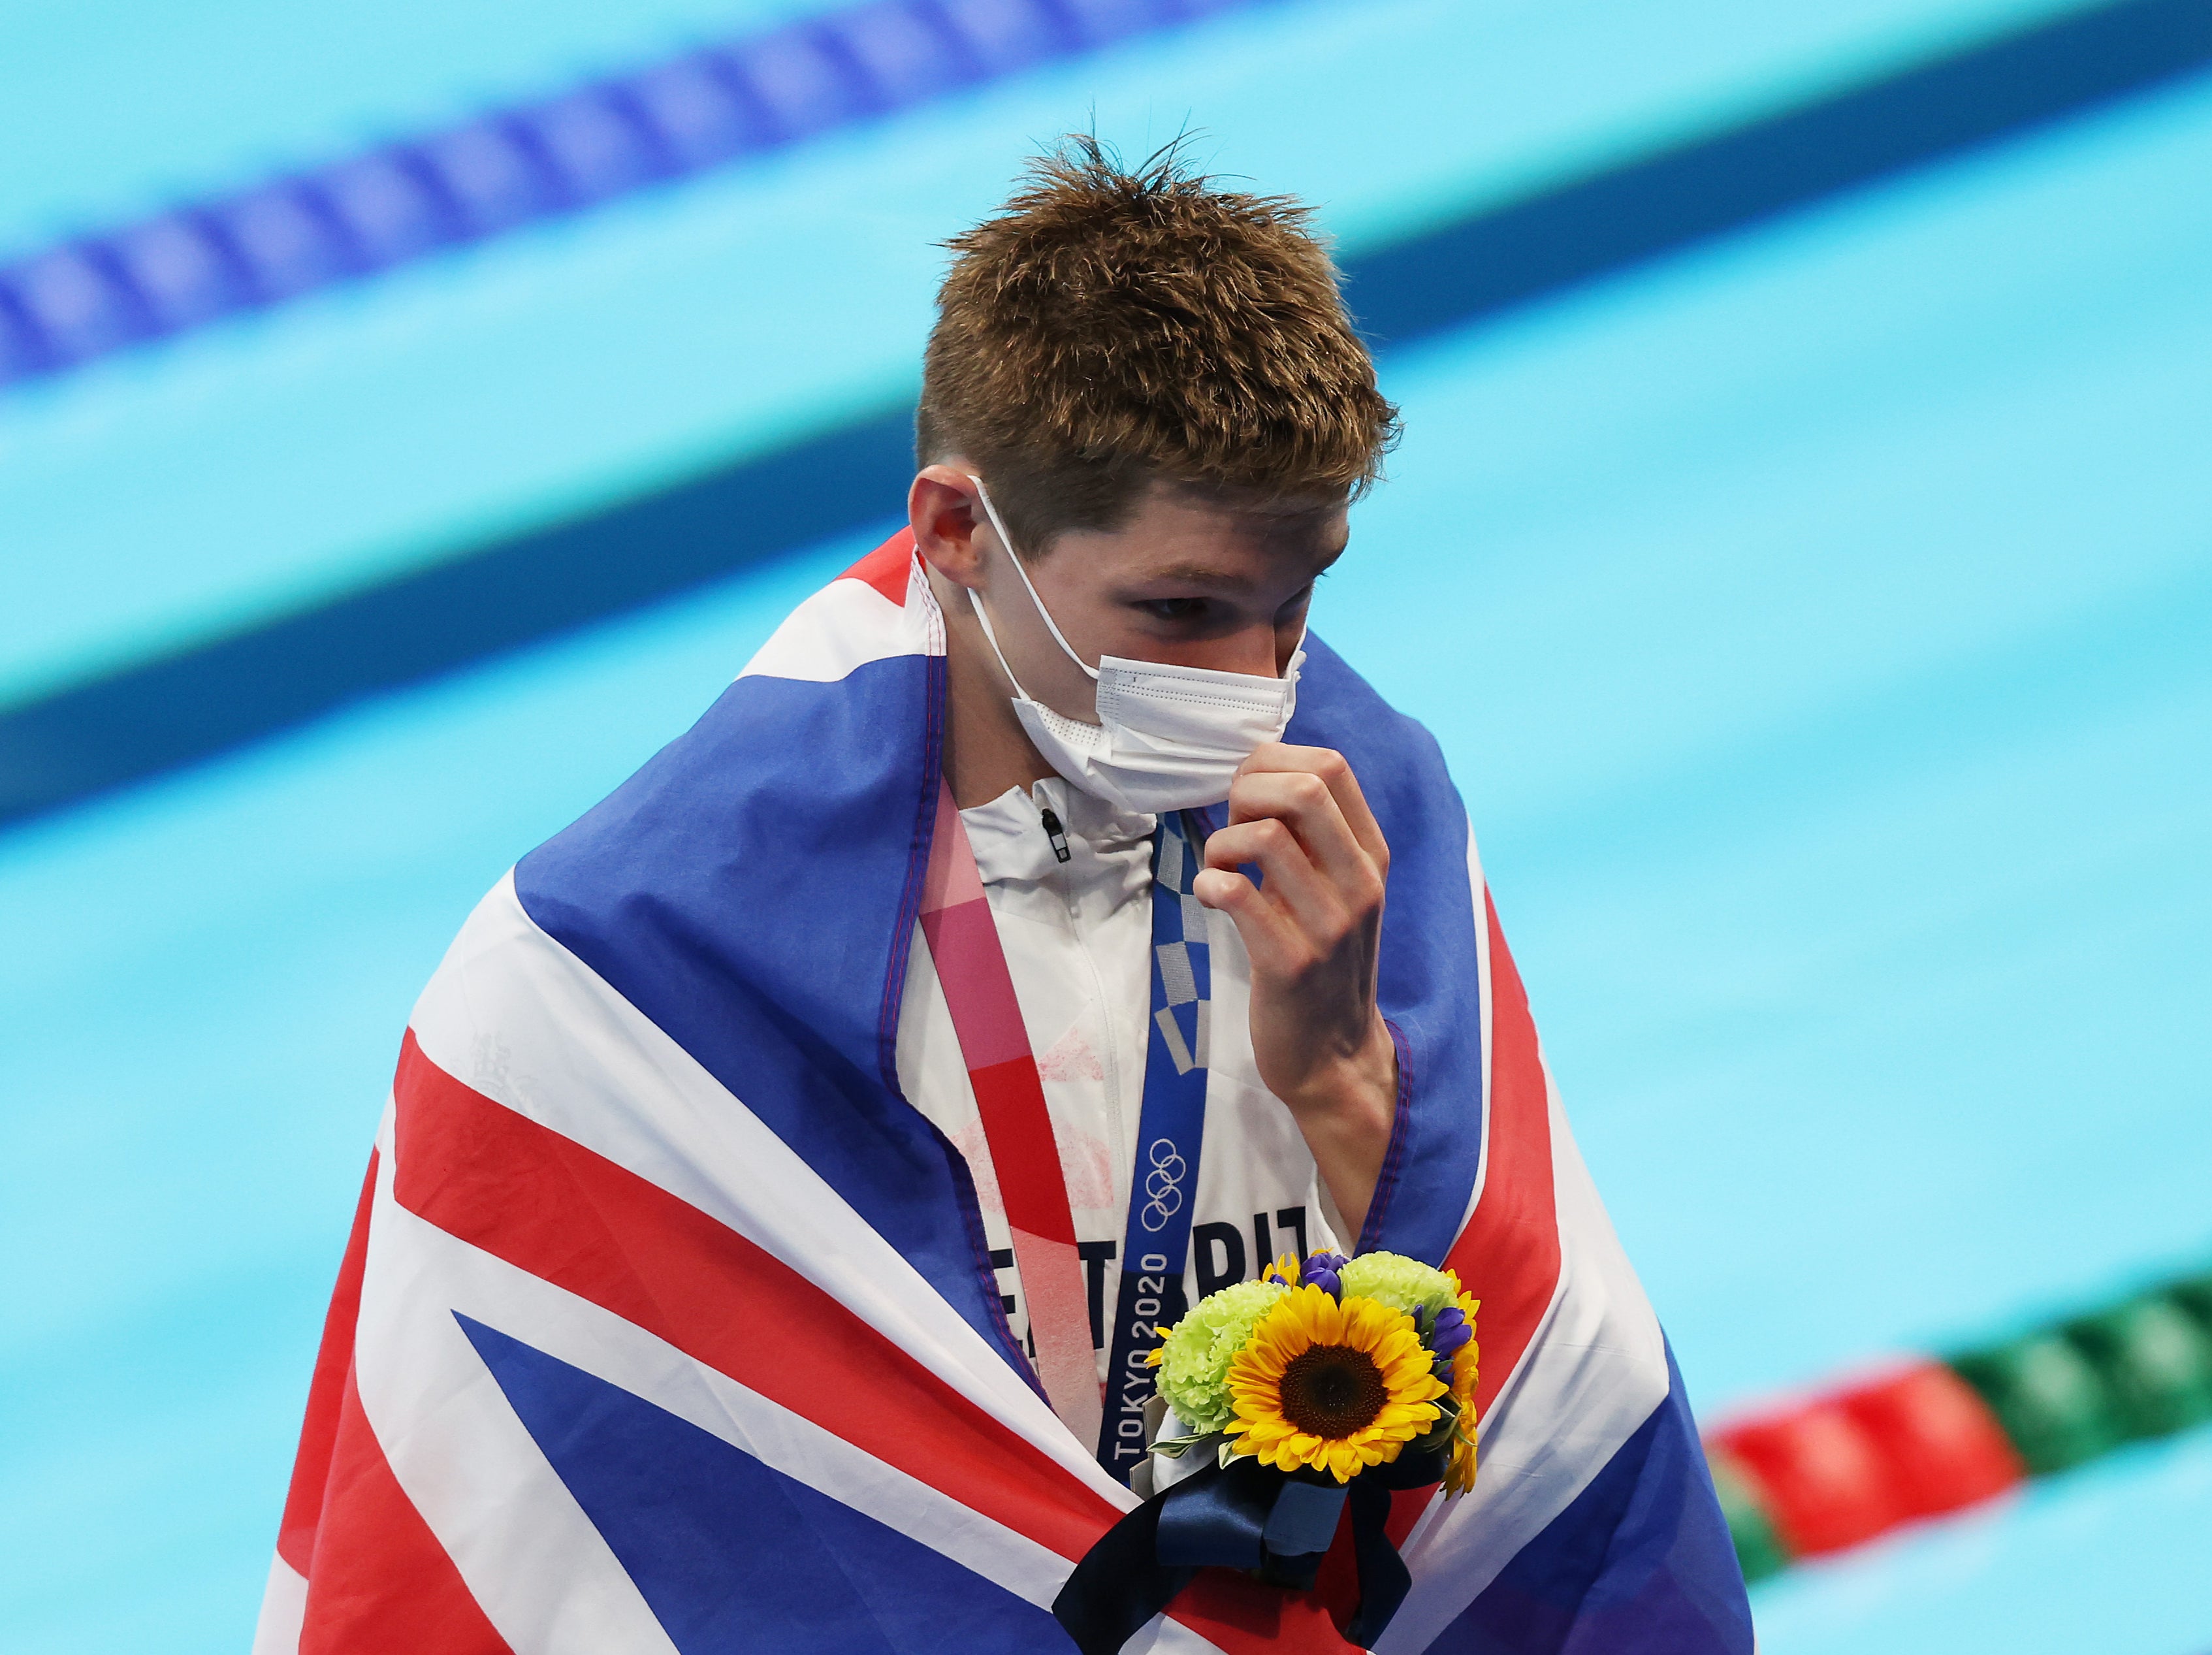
1300 1249 1348 1300
1428 1304 1471 1358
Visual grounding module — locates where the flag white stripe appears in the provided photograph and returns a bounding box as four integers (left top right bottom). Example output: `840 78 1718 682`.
736 557 940 684
1454 818 1498 1242
248 1554 306 1655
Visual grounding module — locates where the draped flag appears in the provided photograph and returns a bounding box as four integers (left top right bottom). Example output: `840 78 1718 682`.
254 532 1752 1653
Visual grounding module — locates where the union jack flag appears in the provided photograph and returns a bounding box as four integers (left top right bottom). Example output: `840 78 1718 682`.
255 533 1751 1653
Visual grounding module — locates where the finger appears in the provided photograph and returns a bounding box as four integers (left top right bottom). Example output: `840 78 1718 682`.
1222 770 1376 898
1235 743 1388 874
1201 816 1355 952
1230 774 1362 898
1234 745 1388 875
1190 866 1307 976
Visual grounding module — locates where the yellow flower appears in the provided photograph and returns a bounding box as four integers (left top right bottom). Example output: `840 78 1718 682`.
1261 1252 1301 1287
1225 1285 1449 1483
1442 1293 1481 1497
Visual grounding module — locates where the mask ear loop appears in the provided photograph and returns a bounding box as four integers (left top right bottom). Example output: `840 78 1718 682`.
962 570 1036 705
971 478 1102 683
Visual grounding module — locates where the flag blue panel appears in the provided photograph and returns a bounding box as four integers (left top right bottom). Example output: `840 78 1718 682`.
457 1313 1071 1653
1435 1346 1753 1654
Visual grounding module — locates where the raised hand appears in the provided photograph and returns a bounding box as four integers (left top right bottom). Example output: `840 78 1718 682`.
1191 743 1398 1238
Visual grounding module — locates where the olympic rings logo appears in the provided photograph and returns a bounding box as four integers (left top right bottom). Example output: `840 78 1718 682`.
1138 1138 1187 1232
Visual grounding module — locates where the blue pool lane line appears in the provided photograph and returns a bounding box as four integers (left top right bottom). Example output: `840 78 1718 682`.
0 0 1271 386
4 0 2211 833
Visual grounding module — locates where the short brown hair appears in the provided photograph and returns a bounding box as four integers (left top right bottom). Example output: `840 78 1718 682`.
916 138 1399 556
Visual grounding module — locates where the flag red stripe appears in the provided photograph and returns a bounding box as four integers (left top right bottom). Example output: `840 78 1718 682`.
1451 889 1563 1421
298 1364 513 1655
276 1151 378 1577
841 529 917 605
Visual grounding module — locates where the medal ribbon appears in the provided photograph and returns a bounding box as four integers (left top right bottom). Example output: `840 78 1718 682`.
1097 812 1210 1480
920 780 1102 1445
919 782 1212 1473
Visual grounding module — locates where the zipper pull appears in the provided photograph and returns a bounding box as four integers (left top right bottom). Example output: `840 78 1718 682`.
1038 804 1072 864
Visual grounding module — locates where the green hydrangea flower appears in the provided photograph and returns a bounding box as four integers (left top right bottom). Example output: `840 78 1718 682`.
1154 1278 1285 1436
1339 1252 1458 1322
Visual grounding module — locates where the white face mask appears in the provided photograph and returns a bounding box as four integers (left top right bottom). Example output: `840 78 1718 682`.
965 479 1304 814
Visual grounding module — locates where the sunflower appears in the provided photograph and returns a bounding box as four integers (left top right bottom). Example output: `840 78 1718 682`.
1226 1285 1449 1483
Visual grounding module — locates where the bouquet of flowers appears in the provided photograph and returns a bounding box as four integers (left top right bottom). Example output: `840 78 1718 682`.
1149 1247 1479 1495
1053 1249 1479 1654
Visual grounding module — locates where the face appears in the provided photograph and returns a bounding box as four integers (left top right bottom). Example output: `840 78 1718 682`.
911 464 1349 723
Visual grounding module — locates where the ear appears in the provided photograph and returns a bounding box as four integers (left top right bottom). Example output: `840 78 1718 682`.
910 464 991 590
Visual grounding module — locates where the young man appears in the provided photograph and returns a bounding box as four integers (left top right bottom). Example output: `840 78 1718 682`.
257 145 1750 1653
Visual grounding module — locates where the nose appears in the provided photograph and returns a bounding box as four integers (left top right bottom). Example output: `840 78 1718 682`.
1199 620 1290 680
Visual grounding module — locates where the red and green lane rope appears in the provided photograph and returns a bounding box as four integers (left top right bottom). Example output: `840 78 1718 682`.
1702 1264 2212 1580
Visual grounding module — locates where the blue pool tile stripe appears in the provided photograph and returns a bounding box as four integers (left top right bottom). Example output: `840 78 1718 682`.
0 411 916 824
3 0 2210 830
0 0 1259 385
1350 0 2212 349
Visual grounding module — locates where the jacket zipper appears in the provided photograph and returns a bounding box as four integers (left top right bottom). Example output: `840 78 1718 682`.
1039 804 1072 864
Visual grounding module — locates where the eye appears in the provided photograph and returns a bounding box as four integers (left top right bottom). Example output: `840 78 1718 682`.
1136 597 1210 622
